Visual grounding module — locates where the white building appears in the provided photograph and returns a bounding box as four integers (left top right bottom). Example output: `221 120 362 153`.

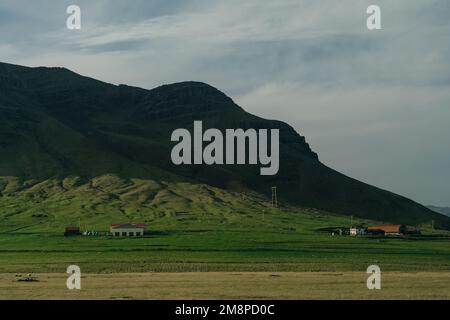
110 224 146 237
350 226 365 236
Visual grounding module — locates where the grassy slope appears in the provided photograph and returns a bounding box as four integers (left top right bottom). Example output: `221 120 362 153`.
0 175 278 232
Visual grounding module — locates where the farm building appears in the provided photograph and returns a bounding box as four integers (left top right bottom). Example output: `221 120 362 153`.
350 225 365 236
367 224 406 236
64 226 81 236
110 224 146 237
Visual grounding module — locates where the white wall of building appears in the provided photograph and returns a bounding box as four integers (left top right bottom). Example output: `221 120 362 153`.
111 227 144 237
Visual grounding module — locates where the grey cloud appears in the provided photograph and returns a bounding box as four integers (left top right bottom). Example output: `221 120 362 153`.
77 39 150 54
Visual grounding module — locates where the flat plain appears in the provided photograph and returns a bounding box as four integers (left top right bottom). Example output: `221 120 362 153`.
1 272 449 300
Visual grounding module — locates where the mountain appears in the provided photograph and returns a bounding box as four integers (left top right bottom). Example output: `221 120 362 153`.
428 206 450 218
1 61 449 229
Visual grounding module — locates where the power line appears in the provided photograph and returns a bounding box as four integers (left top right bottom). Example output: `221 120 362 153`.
271 186 278 208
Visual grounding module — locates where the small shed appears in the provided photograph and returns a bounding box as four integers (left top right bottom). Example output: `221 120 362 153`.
64 226 81 236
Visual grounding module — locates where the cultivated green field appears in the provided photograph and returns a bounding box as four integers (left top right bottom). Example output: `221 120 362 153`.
1 229 449 274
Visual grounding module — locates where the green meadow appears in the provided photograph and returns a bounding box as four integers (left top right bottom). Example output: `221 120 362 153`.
1 231 450 274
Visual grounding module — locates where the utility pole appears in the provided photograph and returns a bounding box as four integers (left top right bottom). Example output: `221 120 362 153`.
271 187 278 208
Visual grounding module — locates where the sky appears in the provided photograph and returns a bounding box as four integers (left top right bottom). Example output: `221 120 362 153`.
0 0 449 206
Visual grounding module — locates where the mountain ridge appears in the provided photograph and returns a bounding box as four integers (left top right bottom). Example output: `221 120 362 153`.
1 61 449 229
428 206 450 218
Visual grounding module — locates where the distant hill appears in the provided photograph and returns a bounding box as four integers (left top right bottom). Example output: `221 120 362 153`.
428 206 450 218
1 61 449 229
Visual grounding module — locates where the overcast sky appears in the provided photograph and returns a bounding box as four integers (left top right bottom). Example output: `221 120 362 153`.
1 0 449 206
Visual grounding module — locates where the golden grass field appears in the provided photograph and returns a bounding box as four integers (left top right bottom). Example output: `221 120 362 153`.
1 272 449 300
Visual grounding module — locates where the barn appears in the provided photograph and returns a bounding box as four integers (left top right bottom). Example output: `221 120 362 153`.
367 224 406 236
64 226 81 236
110 224 146 237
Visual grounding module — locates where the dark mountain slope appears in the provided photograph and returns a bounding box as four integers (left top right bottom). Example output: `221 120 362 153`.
0 62 448 229
428 206 450 218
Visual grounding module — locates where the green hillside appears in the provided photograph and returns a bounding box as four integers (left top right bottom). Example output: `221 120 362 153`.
0 61 449 229
0 174 279 233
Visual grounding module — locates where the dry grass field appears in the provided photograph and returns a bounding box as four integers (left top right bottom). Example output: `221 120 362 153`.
1 272 449 300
